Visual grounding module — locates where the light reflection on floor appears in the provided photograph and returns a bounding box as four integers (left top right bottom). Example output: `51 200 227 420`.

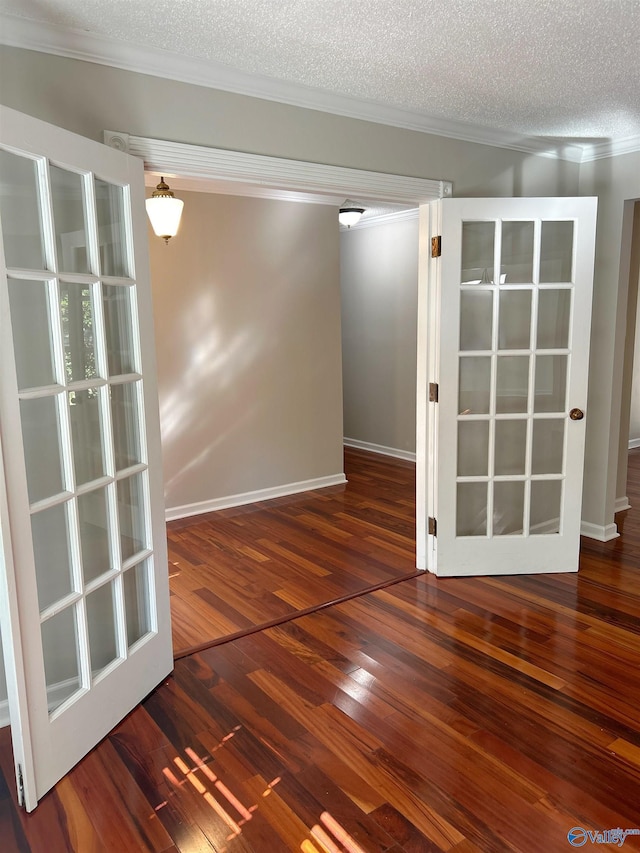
154 725 370 851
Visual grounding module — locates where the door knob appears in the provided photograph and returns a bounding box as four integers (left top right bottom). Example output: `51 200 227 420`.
569 408 584 421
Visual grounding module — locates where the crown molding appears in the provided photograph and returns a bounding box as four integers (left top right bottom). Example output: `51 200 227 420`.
579 135 640 163
105 131 450 204
2 12 625 165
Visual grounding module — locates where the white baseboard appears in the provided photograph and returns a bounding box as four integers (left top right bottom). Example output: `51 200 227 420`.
165 473 347 522
0 675 81 728
343 437 416 463
615 496 631 513
629 437 640 449
580 520 620 541
529 517 561 535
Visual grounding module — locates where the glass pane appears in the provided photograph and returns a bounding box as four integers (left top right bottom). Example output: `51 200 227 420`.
501 221 534 283
534 355 567 413
498 290 531 350
41 606 81 713
460 291 493 351
50 165 89 274
496 356 529 414
8 278 55 389
537 290 571 349
530 480 562 534
532 419 565 474
495 420 527 475
60 283 98 382
459 357 491 415
69 389 105 487
20 396 65 503
540 221 574 283
103 285 136 376
31 503 74 612
86 581 119 676
78 487 112 584
493 482 524 536
461 222 495 284
457 482 487 536
457 421 489 476
111 382 143 470
95 178 129 277
118 473 147 561
124 561 152 648
0 149 46 270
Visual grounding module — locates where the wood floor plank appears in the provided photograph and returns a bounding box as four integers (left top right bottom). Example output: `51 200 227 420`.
1 449 639 851
168 448 417 654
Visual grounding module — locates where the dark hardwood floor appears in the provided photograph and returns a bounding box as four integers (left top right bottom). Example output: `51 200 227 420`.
168 448 419 656
1 450 639 851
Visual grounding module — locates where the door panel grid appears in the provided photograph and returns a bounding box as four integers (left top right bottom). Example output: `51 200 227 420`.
4 157 152 714
425 197 596 576
0 106 172 810
456 218 573 539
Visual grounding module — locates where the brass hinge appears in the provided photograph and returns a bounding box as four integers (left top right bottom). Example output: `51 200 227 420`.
17 763 24 808
431 236 441 258
429 382 439 403
428 517 437 537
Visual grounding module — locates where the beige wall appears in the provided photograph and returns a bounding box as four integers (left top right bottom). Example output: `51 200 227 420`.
617 202 640 504
341 216 419 455
631 256 640 444
579 154 640 528
148 190 343 513
0 47 580 197
4 44 638 534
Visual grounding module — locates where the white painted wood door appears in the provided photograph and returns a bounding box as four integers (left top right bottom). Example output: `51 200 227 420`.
418 197 597 576
0 106 172 810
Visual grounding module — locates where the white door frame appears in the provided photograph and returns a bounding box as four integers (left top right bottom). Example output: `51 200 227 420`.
425 196 597 576
0 107 173 810
104 131 451 571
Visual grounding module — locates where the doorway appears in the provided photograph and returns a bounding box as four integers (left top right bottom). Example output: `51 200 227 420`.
144 187 424 655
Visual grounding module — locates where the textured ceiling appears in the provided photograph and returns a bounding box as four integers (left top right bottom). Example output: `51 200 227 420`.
2 0 639 142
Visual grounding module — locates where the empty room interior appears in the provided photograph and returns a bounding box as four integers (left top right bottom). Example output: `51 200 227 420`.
0 2 639 850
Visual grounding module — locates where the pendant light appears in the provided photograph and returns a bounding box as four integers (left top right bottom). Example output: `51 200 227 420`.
339 200 365 228
146 177 184 244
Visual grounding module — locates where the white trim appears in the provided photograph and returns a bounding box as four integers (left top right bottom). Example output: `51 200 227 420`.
165 473 347 522
629 437 640 449
615 496 631 513
529 518 561 535
0 12 613 164
343 438 416 463
105 132 450 204
580 136 640 163
580 521 620 541
0 674 81 728
45 677 81 714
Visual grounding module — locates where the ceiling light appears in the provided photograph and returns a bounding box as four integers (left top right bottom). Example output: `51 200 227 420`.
339 201 365 228
145 177 184 244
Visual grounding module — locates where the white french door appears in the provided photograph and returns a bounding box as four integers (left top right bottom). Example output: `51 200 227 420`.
418 197 597 576
0 106 172 810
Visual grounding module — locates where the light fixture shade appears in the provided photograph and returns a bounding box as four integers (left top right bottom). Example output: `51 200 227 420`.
339 205 365 228
146 178 184 243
